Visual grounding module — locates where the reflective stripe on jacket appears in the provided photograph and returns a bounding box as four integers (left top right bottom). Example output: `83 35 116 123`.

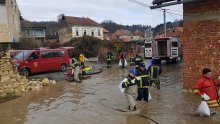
193 76 220 107
136 68 150 88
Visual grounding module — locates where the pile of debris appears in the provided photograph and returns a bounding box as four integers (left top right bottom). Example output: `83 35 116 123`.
0 55 56 99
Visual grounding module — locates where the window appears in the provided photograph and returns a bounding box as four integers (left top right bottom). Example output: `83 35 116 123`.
54 51 65 57
84 30 86 36
14 51 31 60
13 15 15 25
76 30 79 36
42 51 54 58
11 1 13 8
91 30 94 36
172 42 178 47
15 5 17 12
145 43 151 48
29 52 40 60
42 51 65 58
98 30 101 36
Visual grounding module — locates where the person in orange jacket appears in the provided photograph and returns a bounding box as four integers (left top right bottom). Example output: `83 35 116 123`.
193 68 220 115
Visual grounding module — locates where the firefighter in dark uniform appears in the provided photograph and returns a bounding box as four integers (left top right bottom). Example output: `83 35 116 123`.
148 58 162 89
136 63 151 102
134 54 143 66
107 50 113 68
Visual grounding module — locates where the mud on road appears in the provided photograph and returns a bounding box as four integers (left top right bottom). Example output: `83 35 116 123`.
0 61 219 124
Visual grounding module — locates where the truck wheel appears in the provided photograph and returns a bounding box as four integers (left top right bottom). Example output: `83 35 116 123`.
60 64 67 72
21 68 30 76
172 58 178 63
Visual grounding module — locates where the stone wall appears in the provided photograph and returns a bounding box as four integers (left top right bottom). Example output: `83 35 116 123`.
182 0 220 89
0 55 56 99
58 27 73 44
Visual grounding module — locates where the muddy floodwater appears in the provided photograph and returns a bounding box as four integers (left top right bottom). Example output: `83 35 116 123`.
0 60 219 124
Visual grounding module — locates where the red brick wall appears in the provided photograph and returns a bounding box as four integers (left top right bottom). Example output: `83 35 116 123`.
183 0 220 89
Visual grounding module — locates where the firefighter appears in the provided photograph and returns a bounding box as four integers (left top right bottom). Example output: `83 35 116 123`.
134 54 143 66
136 63 151 102
71 58 81 83
148 58 162 89
79 52 85 67
193 68 220 115
129 49 135 66
107 50 113 68
121 68 138 111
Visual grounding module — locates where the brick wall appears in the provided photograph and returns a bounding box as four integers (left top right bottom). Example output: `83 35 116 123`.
183 0 220 89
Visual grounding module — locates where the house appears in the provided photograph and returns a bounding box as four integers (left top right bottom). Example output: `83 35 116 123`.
112 29 132 42
151 0 219 90
155 27 183 43
58 15 104 43
132 30 145 41
0 0 20 49
103 28 111 41
167 27 183 42
21 20 46 43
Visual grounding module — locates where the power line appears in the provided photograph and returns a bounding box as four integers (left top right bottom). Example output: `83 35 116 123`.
168 9 183 12
128 0 183 16
166 11 182 16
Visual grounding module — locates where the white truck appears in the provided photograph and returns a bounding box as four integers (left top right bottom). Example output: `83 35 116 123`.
144 40 153 58
152 37 182 63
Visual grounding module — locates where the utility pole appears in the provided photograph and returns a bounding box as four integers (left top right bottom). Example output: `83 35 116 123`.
162 9 166 37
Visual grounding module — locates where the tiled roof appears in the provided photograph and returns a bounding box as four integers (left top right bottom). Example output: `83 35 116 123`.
176 27 183 32
21 20 46 28
103 28 110 33
113 29 132 36
63 16 100 27
133 30 145 37
0 0 5 4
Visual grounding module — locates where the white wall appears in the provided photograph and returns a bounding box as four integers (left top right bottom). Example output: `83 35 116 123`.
72 26 104 40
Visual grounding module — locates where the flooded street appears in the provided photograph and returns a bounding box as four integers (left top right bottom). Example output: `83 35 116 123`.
0 60 219 124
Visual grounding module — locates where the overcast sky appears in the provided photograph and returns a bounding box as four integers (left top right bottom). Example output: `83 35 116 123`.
16 0 183 27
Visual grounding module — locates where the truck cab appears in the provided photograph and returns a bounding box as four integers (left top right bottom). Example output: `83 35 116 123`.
144 40 153 59
152 37 181 63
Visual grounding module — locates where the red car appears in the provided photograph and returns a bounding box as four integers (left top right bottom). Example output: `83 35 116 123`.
12 49 70 76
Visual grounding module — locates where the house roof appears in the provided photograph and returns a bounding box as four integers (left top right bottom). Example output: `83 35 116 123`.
175 27 183 32
103 28 110 33
21 20 46 29
63 16 101 27
0 0 5 4
133 30 145 37
113 29 132 36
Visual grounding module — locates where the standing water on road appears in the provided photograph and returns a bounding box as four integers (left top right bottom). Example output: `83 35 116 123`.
0 60 219 124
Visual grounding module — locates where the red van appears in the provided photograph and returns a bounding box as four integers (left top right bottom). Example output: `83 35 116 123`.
12 49 70 76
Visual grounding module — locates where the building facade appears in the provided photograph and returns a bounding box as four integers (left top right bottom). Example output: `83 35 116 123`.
20 21 46 43
58 15 104 43
0 0 20 46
